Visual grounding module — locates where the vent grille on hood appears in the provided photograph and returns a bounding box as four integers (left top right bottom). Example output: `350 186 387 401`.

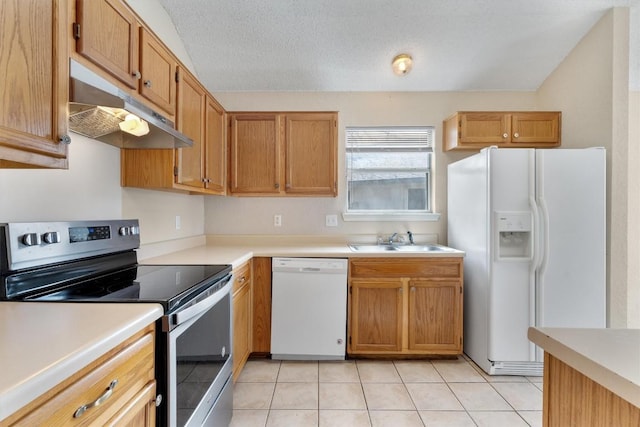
68 106 127 139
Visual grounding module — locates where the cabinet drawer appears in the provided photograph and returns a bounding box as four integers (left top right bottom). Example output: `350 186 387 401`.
7 328 155 426
233 261 252 294
349 257 462 279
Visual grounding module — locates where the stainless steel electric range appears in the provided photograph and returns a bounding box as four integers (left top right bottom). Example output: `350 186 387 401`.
0 219 233 427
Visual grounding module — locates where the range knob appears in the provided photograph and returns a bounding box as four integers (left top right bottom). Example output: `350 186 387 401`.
42 231 61 244
130 226 140 236
21 233 41 246
118 226 131 236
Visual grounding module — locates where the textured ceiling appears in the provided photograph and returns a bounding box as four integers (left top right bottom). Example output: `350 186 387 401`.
157 0 640 92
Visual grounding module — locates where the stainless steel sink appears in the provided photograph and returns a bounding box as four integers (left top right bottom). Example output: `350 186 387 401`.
348 244 397 252
393 244 457 252
348 244 457 253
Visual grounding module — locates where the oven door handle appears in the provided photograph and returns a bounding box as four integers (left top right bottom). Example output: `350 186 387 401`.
171 275 232 327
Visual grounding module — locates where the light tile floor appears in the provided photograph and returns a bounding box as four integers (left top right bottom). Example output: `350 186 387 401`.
230 355 543 427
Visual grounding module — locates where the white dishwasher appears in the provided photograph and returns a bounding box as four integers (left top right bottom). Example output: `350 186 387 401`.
271 257 348 360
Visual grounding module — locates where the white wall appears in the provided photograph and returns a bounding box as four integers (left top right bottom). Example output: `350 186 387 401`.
0 134 122 221
537 8 637 328
206 91 537 242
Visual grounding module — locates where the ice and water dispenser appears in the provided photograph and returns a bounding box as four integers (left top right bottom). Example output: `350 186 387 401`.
495 212 532 259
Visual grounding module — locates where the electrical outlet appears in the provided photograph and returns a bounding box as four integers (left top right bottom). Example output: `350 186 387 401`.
175 215 181 230
274 214 282 227
325 214 338 227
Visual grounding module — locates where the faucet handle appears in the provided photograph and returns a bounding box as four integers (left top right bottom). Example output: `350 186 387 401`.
407 231 414 244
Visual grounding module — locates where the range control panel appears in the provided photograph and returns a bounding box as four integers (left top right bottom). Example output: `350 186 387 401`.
1 219 140 272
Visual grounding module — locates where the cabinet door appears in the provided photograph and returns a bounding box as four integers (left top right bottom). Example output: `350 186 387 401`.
349 280 403 353
175 68 205 189
408 280 462 353
229 114 281 194
105 381 156 427
251 257 272 354
0 0 68 169
459 112 511 144
139 28 176 116
232 281 251 382
511 112 560 146
285 113 337 195
75 0 139 89
204 96 226 194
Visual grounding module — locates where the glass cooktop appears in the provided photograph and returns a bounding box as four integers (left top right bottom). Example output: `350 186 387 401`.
25 264 231 312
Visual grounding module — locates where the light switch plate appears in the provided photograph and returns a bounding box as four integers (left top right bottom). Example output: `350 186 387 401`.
325 214 338 227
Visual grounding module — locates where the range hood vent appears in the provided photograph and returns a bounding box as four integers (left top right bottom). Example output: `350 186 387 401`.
69 59 193 149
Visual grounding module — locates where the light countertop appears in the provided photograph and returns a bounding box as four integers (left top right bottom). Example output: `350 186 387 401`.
139 236 464 267
528 327 640 407
0 302 163 422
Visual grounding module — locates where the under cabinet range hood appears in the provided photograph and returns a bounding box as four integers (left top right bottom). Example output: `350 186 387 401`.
68 59 193 149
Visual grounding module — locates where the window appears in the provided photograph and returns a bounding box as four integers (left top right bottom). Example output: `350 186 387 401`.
345 126 435 219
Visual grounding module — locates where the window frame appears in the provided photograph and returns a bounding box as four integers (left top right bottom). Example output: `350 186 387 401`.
342 126 440 222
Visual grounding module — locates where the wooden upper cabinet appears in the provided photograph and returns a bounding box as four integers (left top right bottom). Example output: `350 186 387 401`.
139 28 177 116
511 112 560 145
285 113 337 196
0 0 69 169
204 96 226 194
122 67 227 196
75 0 139 89
74 0 177 117
444 111 561 151
175 68 206 189
228 114 281 195
228 112 338 196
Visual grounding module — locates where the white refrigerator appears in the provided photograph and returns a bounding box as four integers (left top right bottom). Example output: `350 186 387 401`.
447 147 606 376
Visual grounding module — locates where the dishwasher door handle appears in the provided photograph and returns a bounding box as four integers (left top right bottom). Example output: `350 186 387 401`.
300 267 322 272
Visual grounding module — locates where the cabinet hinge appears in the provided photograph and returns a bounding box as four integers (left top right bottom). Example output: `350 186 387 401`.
173 166 179 177
349 336 352 345
73 23 81 40
349 286 352 294
175 70 179 83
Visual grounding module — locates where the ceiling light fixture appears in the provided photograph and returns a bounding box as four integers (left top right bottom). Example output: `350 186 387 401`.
392 54 413 76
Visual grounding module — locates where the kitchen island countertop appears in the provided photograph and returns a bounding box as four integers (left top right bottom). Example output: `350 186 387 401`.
528 327 640 408
0 302 163 422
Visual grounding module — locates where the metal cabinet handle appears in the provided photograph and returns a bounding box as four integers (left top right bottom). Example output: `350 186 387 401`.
411 286 416 292
513 132 520 138
132 70 141 79
502 133 508 138
144 80 152 88
73 379 118 418
274 183 280 189
238 276 246 283
59 135 71 144
154 394 163 407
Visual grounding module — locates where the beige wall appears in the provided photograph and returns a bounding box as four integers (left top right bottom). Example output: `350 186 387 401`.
206 91 537 242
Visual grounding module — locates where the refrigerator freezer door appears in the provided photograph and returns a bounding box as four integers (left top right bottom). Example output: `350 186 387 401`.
487 149 536 362
535 149 606 329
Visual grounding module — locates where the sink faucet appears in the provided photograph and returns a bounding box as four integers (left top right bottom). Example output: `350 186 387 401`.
407 231 414 245
388 233 398 245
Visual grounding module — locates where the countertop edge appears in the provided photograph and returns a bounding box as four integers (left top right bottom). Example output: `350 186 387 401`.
528 327 640 408
0 303 164 422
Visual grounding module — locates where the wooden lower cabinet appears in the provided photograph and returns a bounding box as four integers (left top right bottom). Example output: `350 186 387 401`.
544 353 640 426
232 260 252 381
251 257 272 354
2 324 157 427
348 257 463 356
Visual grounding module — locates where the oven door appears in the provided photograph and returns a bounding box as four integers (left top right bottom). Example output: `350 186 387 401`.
164 277 233 427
